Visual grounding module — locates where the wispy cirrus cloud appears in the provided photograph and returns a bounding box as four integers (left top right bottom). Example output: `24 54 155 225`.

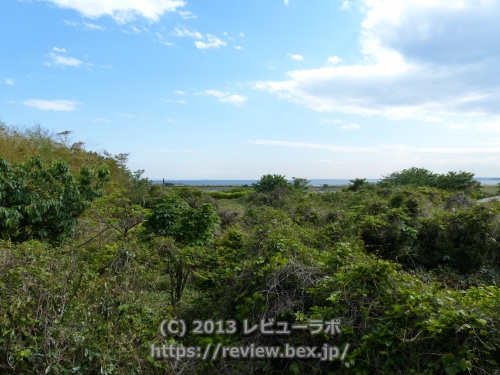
195 35 226 49
178 10 196 19
44 47 90 67
5 78 14 85
23 99 81 111
162 98 187 104
92 117 111 123
64 20 105 30
204 90 248 104
171 26 202 39
83 22 105 31
249 139 500 155
166 26 227 49
42 0 186 24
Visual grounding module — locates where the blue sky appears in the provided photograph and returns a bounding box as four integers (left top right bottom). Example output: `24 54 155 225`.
2 0 500 179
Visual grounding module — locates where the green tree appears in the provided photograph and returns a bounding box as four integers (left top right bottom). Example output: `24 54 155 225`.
143 195 219 246
346 178 367 192
435 171 477 191
291 177 311 191
381 167 478 192
382 167 437 187
143 196 220 305
0 156 109 244
252 174 289 193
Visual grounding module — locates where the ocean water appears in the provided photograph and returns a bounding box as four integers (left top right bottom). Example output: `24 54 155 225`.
153 178 500 186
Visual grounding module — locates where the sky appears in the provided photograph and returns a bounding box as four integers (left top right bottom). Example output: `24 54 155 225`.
2 0 500 179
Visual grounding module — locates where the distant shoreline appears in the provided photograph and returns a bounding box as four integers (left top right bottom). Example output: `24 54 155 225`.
152 178 500 187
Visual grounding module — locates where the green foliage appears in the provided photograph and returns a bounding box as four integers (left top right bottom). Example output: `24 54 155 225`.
381 167 478 192
415 202 500 272
2 125 500 375
151 236 209 305
0 122 133 188
345 178 368 192
77 189 147 248
252 174 289 193
312 255 500 374
383 167 437 186
0 156 109 244
0 239 172 374
291 177 310 191
143 195 220 246
209 190 248 199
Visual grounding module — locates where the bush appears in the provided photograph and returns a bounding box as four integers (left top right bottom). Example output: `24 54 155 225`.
252 174 289 193
381 167 478 192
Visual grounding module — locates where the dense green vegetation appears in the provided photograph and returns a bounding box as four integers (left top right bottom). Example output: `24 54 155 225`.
1 122 499 374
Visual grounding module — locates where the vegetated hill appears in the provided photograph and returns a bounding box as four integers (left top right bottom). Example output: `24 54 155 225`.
1 123 499 374
0 120 131 187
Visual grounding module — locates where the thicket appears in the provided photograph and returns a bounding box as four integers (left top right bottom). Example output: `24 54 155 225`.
1 122 499 374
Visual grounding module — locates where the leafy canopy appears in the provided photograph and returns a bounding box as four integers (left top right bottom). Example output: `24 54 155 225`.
143 195 220 246
252 174 289 193
0 156 109 244
381 167 477 191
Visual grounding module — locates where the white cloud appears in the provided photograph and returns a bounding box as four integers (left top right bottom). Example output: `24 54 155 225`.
45 47 88 67
320 118 343 124
23 99 80 111
254 1 500 122
65 20 105 30
234 45 243 50
341 1 351 10
92 117 110 123
175 90 185 95
290 54 304 61
341 123 360 130
171 26 202 39
48 53 83 67
327 56 341 64
5 78 14 85
284 0 289 5
178 10 196 19
83 22 104 30
249 139 500 156
195 35 227 49
177 99 187 104
130 25 141 34
168 27 227 49
42 0 185 23
204 90 248 104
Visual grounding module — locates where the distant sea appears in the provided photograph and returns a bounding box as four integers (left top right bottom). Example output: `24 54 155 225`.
153 178 500 186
